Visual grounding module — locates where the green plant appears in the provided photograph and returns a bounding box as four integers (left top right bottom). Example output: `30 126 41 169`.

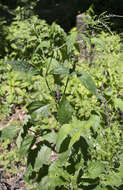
0 15 123 190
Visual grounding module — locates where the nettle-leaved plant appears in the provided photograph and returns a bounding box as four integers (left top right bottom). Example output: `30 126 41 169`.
0 16 123 190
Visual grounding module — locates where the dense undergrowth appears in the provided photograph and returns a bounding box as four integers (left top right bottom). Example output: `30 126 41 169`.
0 14 123 190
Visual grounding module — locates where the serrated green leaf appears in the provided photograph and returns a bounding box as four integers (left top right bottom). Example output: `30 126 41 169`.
19 135 34 158
56 124 72 152
77 71 97 96
114 98 123 112
88 161 105 178
69 132 81 148
34 145 51 170
7 61 39 75
0 125 20 140
57 97 73 125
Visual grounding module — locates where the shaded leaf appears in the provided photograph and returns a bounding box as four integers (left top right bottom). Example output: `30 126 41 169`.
77 71 97 96
7 61 39 75
57 97 73 125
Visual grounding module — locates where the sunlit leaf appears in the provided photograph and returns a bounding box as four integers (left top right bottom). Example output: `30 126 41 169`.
27 101 49 113
56 124 72 152
19 135 34 158
69 132 81 148
50 66 69 76
104 172 122 187
66 31 78 53
88 161 105 178
34 145 51 170
114 98 123 112
0 125 20 140
43 131 57 144
89 115 101 131
35 41 50 53
27 101 51 117
91 37 107 52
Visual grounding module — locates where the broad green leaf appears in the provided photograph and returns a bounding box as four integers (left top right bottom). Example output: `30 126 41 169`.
118 164 123 178
71 119 92 138
7 61 39 75
114 98 123 112
56 124 72 152
91 37 107 52
38 175 63 190
57 97 73 125
28 102 51 118
88 161 105 178
89 115 100 131
77 71 97 96
69 132 81 148
50 66 69 76
24 164 33 183
27 101 49 113
34 145 51 170
104 172 122 187
66 31 78 53
93 186 102 190
79 120 93 137
58 150 70 162
16 129 23 148
46 58 59 71
35 41 50 53
19 135 34 158
43 131 57 144
49 162 70 181
0 125 20 140
33 104 50 117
